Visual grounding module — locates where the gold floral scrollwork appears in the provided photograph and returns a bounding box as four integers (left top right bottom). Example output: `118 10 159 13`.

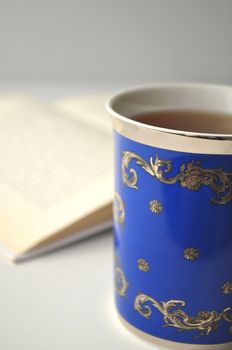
114 192 125 225
121 151 232 205
115 257 129 297
134 293 232 337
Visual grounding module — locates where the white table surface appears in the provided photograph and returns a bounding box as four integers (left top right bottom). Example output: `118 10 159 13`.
0 83 157 350
0 231 157 350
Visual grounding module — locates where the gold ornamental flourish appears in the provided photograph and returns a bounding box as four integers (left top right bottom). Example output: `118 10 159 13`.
115 256 129 297
122 151 232 205
134 293 232 337
115 266 128 296
114 192 125 224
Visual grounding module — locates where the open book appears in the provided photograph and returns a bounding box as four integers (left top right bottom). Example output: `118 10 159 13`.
0 94 113 262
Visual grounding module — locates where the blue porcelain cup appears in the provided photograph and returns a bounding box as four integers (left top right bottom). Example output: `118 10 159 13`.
106 84 232 350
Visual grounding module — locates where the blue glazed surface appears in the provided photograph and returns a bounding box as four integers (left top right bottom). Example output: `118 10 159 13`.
114 131 232 345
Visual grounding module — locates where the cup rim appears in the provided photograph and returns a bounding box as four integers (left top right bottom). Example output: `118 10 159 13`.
106 82 232 140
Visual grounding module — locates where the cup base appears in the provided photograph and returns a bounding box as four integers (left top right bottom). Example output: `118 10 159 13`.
117 312 232 350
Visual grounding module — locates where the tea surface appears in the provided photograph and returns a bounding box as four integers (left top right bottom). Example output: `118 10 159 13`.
132 110 232 134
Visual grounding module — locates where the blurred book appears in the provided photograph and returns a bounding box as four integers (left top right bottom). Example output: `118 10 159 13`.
0 94 113 262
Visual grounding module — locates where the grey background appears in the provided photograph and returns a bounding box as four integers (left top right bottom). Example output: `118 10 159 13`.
0 0 231 84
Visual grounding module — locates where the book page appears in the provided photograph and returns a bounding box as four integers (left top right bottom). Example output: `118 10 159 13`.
53 94 112 134
0 97 113 257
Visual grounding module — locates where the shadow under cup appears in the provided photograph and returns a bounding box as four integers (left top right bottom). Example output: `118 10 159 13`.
107 84 232 350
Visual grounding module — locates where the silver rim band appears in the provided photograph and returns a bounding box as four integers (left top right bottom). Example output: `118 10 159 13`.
113 117 232 155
